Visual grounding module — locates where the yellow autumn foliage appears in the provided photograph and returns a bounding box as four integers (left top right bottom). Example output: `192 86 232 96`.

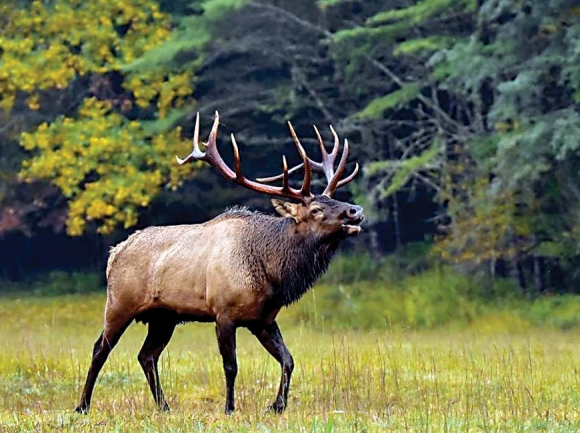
20 98 196 235
1 0 194 116
3 0 197 235
434 174 533 265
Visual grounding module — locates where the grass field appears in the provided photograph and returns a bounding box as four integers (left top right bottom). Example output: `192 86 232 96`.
1 294 580 432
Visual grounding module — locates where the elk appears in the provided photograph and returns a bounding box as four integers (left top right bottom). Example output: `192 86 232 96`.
74 111 364 415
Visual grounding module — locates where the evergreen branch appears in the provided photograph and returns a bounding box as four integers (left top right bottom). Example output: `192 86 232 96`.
248 2 332 37
361 53 472 139
289 64 335 124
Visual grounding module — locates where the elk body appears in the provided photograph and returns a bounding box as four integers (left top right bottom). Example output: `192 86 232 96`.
75 112 364 414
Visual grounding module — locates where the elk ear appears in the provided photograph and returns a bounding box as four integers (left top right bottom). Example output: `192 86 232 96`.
271 199 299 222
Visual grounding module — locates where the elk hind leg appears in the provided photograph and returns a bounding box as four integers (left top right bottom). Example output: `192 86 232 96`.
138 314 177 411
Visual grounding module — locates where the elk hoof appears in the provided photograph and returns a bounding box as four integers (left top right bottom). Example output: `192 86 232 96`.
74 405 89 415
266 401 286 414
159 403 171 413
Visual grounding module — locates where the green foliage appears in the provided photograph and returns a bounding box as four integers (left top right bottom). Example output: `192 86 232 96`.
302 248 471 330
332 0 580 286
295 266 485 330
354 83 421 119
316 0 346 7
333 21 408 45
327 0 477 230
140 106 192 135
8 261 580 332
36 271 103 295
0 271 103 296
322 242 436 284
435 173 534 265
525 296 580 330
394 36 457 55
202 0 248 20
2 0 580 295
126 0 250 72
295 254 580 332
434 1 580 275
367 0 476 25
364 138 441 198
319 252 384 285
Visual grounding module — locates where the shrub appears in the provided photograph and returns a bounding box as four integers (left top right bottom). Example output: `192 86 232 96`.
34 271 103 296
0 271 104 296
291 251 580 332
292 267 488 330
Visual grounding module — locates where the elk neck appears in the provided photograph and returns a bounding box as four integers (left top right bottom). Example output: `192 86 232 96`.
227 207 339 308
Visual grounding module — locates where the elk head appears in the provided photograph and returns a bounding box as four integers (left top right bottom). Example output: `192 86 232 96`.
177 111 364 241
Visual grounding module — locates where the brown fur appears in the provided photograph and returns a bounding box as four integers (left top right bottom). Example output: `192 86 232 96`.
75 195 363 414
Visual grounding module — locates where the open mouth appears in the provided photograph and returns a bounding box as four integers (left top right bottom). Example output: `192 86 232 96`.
342 216 364 236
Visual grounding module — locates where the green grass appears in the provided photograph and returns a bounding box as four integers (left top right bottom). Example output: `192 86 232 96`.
2 294 580 431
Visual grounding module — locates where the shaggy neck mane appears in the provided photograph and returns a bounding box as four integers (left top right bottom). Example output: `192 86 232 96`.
221 207 339 308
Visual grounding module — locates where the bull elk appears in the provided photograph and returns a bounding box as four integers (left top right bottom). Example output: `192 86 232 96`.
75 111 364 414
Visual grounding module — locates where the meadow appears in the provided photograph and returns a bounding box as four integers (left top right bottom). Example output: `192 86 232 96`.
1 292 580 432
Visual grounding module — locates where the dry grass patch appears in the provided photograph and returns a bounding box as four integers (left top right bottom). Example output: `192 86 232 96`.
1 294 580 431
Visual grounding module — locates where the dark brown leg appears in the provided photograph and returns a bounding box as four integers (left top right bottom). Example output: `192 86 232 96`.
216 320 237 414
249 321 294 413
74 317 131 414
138 318 177 411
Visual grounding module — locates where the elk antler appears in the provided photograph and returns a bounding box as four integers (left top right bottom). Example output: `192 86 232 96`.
176 111 314 203
256 123 359 198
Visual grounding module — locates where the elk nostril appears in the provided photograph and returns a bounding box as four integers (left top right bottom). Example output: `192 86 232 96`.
348 207 358 216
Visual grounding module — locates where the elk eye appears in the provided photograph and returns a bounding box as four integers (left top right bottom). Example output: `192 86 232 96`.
310 208 322 216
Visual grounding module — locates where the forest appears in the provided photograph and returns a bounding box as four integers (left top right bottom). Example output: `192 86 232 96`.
2 1 580 431
1 0 579 297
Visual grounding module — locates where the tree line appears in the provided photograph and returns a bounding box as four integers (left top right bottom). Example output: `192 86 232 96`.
1 0 579 292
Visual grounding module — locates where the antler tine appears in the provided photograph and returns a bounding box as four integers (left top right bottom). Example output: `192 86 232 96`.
312 125 327 158
256 163 305 183
253 123 359 197
314 124 355 197
313 125 335 182
282 155 289 191
207 111 219 148
176 111 313 203
176 112 205 164
194 111 201 151
287 121 312 197
337 162 359 188
328 125 340 158
260 124 338 185
323 138 350 197
230 133 243 181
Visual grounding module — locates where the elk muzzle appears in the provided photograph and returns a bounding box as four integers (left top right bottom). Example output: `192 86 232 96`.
342 205 364 236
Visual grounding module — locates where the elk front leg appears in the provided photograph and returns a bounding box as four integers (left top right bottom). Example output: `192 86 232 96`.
75 316 131 414
249 321 294 413
216 320 237 414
